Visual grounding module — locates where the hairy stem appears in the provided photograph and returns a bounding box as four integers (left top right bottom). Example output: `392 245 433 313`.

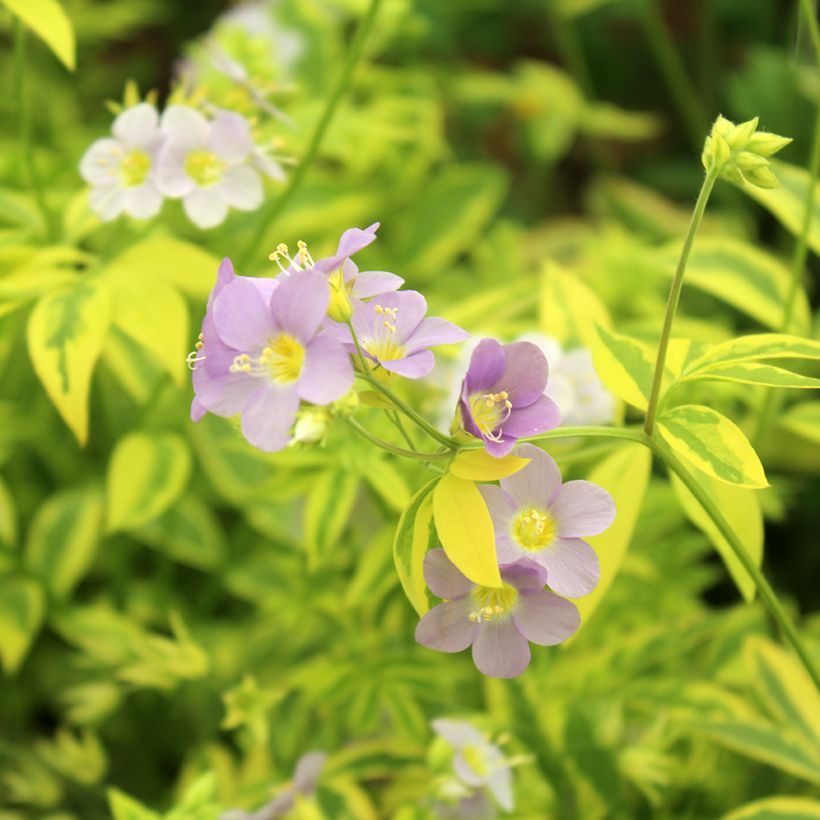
13 22 56 241
237 0 383 270
656 440 820 690
644 169 717 435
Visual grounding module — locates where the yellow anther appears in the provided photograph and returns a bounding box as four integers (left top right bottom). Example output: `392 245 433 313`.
195 340 204 350
375 305 384 314
277 243 288 255
493 605 504 614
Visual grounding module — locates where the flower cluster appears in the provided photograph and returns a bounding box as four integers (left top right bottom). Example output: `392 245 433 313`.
80 101 284 227
416 445 614 678
190 224 468 450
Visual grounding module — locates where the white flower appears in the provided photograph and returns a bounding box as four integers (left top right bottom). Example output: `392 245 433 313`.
79 103 164 221
156 105 265 229
432 719 514 813
519 333 615 426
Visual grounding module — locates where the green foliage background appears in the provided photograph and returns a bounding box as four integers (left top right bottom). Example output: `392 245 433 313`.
0 0 819 817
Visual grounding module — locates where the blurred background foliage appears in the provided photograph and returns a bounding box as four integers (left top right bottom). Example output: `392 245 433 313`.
0 0 819 817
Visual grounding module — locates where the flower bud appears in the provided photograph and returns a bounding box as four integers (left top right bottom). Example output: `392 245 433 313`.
746 131 793 157
742 162 780 189
327 269 353 323
725 116 759 149
290 409 330 446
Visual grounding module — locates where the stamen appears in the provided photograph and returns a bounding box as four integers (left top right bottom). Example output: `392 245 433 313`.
186 351 206 370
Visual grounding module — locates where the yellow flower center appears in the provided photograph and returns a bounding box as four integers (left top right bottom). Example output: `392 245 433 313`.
469 391 512 441
185 149 226 187
512 507 556 551
229 334 305 384
363 304 405 361
327 268 354 323
468 581 519 623
462 744 491 777
120 149 151 187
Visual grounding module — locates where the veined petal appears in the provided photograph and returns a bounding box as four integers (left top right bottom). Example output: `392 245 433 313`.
213 277 277 351
431 718 485 749
380 350 434 379
220 165 263 210
350 270 404 299
500 558 547 592
464 338 506 396
113 103 160 149
370 290 427 341
477 485 517 559
502 395 561 438
89 185 126 221
550 480 616 537
80 138 122 186
423 548 472 600
240 384 299 452
415 599 477 653
123 183 163 219
299 335 354 405
535 537 599 598
156 142 196 197
495 341 549 406
500 444 562 508
512 589 579 645
270 268 329 344
471 620 531 678
405 316 469 354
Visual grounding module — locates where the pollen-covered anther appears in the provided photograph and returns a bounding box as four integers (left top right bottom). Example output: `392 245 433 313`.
296 240 314 267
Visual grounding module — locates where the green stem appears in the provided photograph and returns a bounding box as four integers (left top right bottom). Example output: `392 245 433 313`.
644 169 717 435
13 22 56 241
343 418 450 462
387 409 416 451
639 0 708 150
236 0 383 270
463 425 649 449
656 440 820 690
800 0 820 58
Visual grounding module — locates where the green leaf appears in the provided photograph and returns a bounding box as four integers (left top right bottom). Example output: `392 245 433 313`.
395 163 507 279
136 494 226 571
658 405 768 488
450 450 530 481
106 267 188 386
722 795 820 819
359 454 411 511
27 279 112 444
746 636 820 748
778 401 820 444
580 102 661 141
25 486 103 597
591 325 657 410
108 237 222 299
303 469 359 570
433 473 500 588
2 0 76 70
393 479 438 616
0 575 45 674
740 160 820 257
670 473 762 602
655 237 810 333
107 788 161 820
570 444 651 637
539 262 611 349
686 333 820 372
683 361 820 389
105 433 191 532
0 475 17 547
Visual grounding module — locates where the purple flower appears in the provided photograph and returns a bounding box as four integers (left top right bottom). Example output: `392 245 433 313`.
415 549 580 678
220 751 326 820
344 290 468 379
190 261 353 451
479 444 615 598
272 223 404 322
458 339 560 458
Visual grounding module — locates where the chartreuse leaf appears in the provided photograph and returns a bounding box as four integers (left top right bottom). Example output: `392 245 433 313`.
539 262 611 349
27 279 112 444
107 788 161 820
683 362 820 389
106 266 188 386
450 450 529 481
109 237 222 299
655 237 810 333
0 575 45 673
304 469 359 570
360 453 411 511
658 405 768 488
393 479 438 616
746 636 820 748
0 475 17 547
740 160 820 256
591 325 657 410
687 333 820 371
105 433 191 532
569 444 651 638
670 474 762 602
25 485 103 597
723 796 820 820
779 401 820 444
2 0 76 70
433 473 500 588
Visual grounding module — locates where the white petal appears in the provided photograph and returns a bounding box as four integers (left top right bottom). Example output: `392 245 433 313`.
113 103 160 148
431 719 485 749
123 184 163 219
161 105 209 148
252 149 287 181
89 186 126 221
220 165 262 210
208 110 252 162
184 188 228 229
156 143 195 198
79 138 122 186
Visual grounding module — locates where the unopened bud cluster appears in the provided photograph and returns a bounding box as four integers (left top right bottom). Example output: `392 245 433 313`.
701 116 791 189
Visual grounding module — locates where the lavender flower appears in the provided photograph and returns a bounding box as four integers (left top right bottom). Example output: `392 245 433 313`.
479 444 615 598
344 290 468 379
190 263 353 451
432 719 514 812
157 105 270 228
79 103 164 220
271 223 404 322
220 751 326 820
415 549 579 678
458 339 560 457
